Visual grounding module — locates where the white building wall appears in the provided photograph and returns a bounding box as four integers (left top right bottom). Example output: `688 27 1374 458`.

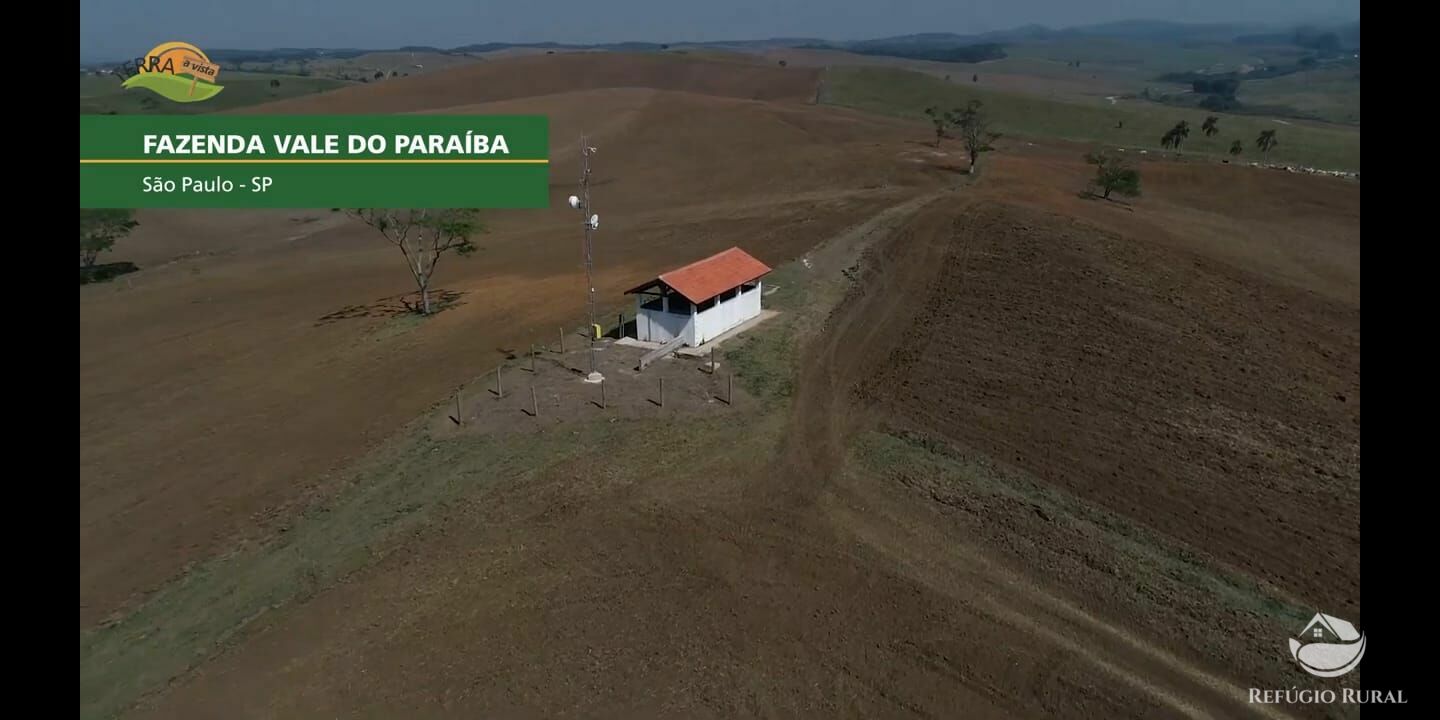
637 294 696 345
694 281 762 345
638 307 694 344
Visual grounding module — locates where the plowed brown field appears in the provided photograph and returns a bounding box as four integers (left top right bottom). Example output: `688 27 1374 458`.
860 192 1360 617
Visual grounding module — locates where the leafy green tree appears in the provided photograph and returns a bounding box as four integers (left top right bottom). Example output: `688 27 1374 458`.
1256 129 1279 159
1201 116 1219 137
346 209 485 315
1160 120 1191 152
80 209 138 267
1084 151 1141 200
1229 139 1243 156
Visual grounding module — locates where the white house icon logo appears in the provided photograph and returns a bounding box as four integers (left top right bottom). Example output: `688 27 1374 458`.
1289 613 1365 678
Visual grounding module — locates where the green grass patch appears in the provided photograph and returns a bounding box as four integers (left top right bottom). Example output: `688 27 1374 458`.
1238 66 1360 125
1005 38 1275 77
726 317 798 401
821 65 1360 171
79 71 347 115
725 262 809 400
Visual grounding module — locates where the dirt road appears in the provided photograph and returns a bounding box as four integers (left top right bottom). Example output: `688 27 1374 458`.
133 187 1320 719
79 78 948 628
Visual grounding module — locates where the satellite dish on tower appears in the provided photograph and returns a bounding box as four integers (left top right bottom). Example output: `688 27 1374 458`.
589 214 600 229
567 195 581 210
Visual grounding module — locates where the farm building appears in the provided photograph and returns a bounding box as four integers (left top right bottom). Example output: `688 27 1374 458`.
626 246 770 348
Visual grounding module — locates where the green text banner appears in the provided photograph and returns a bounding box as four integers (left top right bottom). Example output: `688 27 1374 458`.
79 115 550 208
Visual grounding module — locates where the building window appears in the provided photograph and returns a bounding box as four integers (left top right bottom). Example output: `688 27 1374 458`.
666 295 691 315
741 281 759 294
698 297 716 312
641 295 663 312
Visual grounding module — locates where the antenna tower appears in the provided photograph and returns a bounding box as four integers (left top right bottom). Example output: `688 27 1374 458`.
578 135 601 380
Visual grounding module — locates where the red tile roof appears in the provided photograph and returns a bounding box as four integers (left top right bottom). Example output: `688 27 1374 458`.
628 247 772 304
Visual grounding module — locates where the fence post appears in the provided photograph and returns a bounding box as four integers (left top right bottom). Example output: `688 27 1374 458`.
531 386 538 417
728 373 733 405
710 347 715 374
559 327 565 354
456 392 462 425
496 366 503 398
618 313 624 340
601 379 607 409
659 377 665 408
530 344 536 373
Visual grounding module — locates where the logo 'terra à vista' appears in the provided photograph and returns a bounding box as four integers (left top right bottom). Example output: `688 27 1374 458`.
121 42 224 103
1290 612 1365 678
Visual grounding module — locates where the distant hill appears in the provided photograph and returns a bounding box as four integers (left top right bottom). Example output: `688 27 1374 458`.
1064 20 1266 42
205 48 372 63
81 18 1360 68
798 35 1006 64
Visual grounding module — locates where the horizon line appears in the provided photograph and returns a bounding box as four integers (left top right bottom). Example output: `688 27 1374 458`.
76 14 1360 64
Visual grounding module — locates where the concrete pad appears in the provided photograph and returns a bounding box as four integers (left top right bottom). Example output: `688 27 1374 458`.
615 337 664 351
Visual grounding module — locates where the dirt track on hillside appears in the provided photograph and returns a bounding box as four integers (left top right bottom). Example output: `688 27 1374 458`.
79 60 952 627
132 169 1353 716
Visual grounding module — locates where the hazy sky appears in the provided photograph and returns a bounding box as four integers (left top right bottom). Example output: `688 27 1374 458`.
80 0 1359 61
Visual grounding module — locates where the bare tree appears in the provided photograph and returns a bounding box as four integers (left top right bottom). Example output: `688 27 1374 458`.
954 100 1001 174
346 209 485 315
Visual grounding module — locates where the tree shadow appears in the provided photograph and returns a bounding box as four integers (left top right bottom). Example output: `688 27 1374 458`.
315 289 466 325
1076 190 1136 211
